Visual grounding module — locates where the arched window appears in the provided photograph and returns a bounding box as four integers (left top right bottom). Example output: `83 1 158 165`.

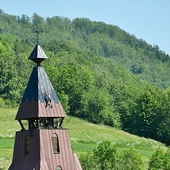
52 133 60 154
56 165 62 170
25 135 30 154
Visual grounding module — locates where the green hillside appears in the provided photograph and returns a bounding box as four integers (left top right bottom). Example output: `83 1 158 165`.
0 108 166 169
1 11 170 146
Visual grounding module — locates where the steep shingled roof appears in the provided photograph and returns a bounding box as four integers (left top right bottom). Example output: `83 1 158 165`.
16 45 66 120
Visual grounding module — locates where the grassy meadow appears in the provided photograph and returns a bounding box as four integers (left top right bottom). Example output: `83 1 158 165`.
0 108 166 169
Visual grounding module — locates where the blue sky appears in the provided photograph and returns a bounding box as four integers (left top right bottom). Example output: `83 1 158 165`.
1 0 170 55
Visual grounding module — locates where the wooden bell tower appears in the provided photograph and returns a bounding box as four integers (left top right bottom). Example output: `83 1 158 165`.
9 43 82 170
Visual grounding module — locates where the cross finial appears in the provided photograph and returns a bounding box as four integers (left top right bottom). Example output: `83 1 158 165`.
35 30 43 45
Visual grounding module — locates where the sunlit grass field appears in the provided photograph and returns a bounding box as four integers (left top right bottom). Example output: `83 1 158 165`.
0 108 166 169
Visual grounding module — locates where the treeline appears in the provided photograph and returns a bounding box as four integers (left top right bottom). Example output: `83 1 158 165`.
1 11 170 88
1 10 170 144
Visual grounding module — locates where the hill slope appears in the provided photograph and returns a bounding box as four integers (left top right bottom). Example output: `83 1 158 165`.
0 108 166 169
1 11 170 145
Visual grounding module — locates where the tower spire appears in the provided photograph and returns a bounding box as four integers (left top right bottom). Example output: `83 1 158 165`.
28 30 47 65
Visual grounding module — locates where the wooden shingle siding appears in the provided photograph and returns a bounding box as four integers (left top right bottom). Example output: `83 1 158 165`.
9 129 78 169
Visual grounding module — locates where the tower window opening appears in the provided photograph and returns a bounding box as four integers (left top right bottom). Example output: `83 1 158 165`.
29 118 38 129
54 118 64 129
52 133 60 154
18 120 29 131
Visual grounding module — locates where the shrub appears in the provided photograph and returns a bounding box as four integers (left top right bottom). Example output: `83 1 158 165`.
148 147 165 170
118 146 144 170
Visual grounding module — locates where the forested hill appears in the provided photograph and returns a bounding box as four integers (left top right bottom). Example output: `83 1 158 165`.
1 11 170 145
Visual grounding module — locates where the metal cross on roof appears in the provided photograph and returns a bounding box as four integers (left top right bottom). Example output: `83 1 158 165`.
35 30 43 45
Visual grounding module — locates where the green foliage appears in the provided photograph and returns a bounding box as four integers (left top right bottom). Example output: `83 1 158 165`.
80 141 144 170
81 88 120 127
0 98 5 107
80 153 96 170
163 147 170 170
156 88 170 145
93 141 117 169
148 147 170 170
118 146 144 170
